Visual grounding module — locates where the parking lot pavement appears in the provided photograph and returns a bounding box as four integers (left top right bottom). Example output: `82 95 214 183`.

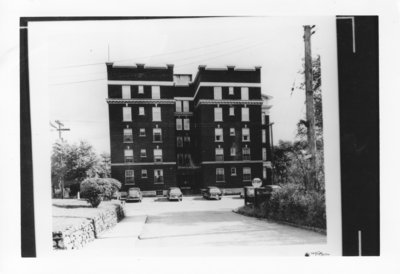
77 195 326 256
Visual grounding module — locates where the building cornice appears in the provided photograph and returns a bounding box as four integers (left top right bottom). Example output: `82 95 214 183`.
111 162 176 166
107 80 174 86
193 82 261 99
106 99 175 104
200 160 263 165
195 99 263 108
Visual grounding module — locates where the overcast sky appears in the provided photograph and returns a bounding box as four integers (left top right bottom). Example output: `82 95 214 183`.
29 16 334 155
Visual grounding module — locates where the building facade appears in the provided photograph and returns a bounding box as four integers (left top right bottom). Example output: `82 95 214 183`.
106 63 273 195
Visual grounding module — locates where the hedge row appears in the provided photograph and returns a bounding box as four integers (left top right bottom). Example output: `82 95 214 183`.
261 183 326 230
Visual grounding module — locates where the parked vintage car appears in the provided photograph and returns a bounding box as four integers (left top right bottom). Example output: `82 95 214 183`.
166 187 183 201
202 186 222 200
126 187 142 202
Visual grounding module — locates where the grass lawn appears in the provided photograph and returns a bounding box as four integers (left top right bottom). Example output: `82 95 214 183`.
52 199 121 232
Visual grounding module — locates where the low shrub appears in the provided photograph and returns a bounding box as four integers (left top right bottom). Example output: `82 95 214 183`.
80 178 122 206
80 179 102 207
262 183 326 230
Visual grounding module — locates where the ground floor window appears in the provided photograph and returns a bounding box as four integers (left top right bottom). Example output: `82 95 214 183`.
243 167 251 181
141 169 148 178
125 170 134 185
154 169 164 184
216 168 225 182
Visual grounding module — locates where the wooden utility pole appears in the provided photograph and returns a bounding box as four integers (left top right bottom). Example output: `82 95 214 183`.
303 25 317 189
50 120 70 141
50 120 70 198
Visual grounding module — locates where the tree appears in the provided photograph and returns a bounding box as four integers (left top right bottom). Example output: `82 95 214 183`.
51 140 99 197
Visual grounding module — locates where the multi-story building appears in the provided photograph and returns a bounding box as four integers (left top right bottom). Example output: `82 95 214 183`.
106 63 273 195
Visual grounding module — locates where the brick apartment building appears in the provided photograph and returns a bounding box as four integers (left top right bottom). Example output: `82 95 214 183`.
106 63 273 195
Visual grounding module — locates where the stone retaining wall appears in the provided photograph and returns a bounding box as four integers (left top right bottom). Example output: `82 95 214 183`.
53 203 124 250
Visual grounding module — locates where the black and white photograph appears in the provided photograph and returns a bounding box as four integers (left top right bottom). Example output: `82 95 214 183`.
26 16 341 257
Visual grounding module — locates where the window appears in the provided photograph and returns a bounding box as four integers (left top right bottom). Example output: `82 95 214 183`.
214 87 222 99
177 136 183 147
176 118 182 130
154 149 163 162
262 113 266 125
138 85 144 94
229 106 235 116
184 118 190 130
262 148 267 161
262 129 266 143
243 147 251 160
123 107 132 122
139 128 146 137
122 86 131 99
229 87 234 95
230 146 236 156
243 167 251 181
175 101 182 112
215 147 224 161
124 149 133 163
152 107 161 121
241 87 249 100
125 170 134 185
242 128 250 142
216 168 225 182
139 107 145 116
183 101 189 112
184 154 191 166
141 169 148 178
230 128 235 136
123 128 133 143
154 169 164 184
153 128 162 142
215 128 223 142
184 135 190 143
263 167 267 179
231 167 237 176
177 154 184 166
152 86 160 99
241 107 249 121
140 149 147 158
214 107 222 122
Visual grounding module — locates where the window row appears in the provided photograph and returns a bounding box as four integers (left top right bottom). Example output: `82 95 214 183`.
176 135 191 147
215 147 251 161
175 100 190 112
215 167 251 182
176 118 190 131
214 107 249 122
215 128 250 142
124 148 163 163
213 87 249 100
125 169 164 184
122 85 160 99
123 128 162 142
123 106 161 122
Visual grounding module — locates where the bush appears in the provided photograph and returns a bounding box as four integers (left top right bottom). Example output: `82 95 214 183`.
80 178 122 206
80 179 102 207
262 183 326 229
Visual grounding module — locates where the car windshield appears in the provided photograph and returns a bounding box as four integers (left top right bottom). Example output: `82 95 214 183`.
170 188 181 194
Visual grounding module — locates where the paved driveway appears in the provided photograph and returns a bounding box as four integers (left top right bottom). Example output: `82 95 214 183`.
77 196 327 256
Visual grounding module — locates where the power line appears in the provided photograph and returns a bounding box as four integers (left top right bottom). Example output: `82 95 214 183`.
50 78 106 86
52 35 261 69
